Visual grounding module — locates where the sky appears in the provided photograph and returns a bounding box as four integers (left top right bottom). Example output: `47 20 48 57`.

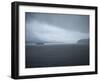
25 12 89 44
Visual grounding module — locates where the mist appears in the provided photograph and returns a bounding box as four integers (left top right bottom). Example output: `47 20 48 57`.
25 12 89 44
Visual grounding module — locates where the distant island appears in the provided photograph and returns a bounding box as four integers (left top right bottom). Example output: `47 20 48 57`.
77 39 89 44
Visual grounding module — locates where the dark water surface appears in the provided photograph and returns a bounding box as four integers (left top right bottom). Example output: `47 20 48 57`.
25 44 89 68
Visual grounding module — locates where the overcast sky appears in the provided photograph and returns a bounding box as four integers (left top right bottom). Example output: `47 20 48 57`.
25 12 89 44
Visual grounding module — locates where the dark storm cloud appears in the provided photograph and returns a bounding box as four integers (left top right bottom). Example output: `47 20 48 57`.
25 12 89 44
26 12 89 33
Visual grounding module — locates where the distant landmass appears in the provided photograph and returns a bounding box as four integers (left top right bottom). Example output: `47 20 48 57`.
77 39 89 44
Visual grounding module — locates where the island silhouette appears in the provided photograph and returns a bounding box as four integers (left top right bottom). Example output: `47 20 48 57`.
77 39 89 44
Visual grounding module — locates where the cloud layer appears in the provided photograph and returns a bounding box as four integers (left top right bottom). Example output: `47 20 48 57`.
25 13 89 44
